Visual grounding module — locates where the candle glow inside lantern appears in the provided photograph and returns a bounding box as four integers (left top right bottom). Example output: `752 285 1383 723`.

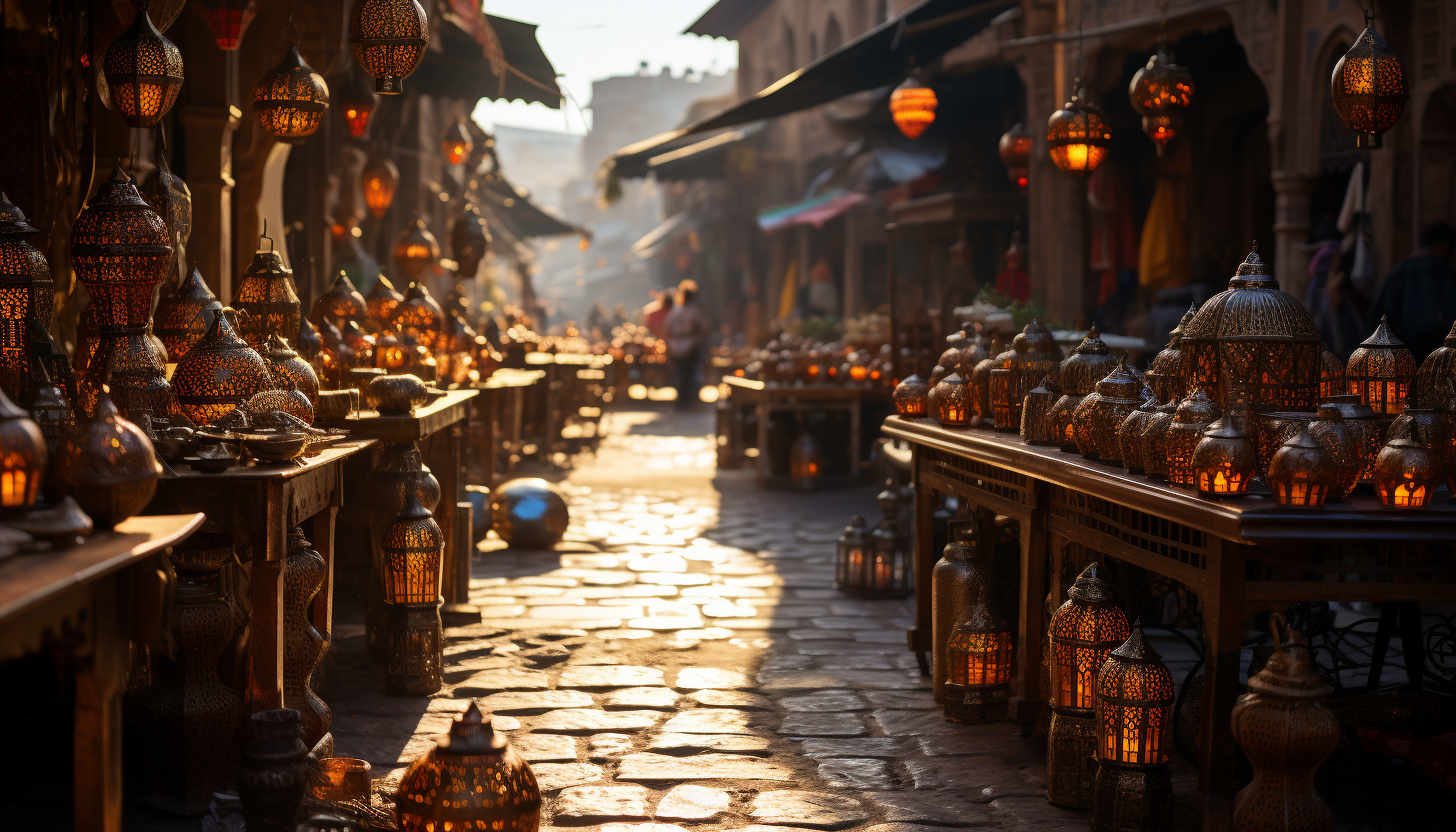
1165 389 1221 488
349 0 430 95
0 387 46 509
838 483 911 598
890 78 937 139
252 43 330 144
1373 427 1437 509
1331 17 1409 149
1347 315 1415 416
789 433 824 492
1192 417 1256 497
382 493 446 695
1047 86 1112 175
834 515 869 594
395 702 541 832
103 4 185 128
1091 626 1175 832
931 373 971 428
1268 426 1335 507
944 588 1014 723
362 156 400 219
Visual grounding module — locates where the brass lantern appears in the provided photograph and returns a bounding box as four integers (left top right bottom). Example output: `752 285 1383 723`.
789 433 823 492
1144 304 1195 406
375 330 407 371
999 320 1058 433
264 334 320 406
103 4 185 128
396 702 541 832
1373 427 1437 509
1347 315 1415 416
391 282 444 350
1117 392 1158 473
1191 417 1256 497
1021 376 1061 445
0 387 46 509
1139 398 1179 481
1319 345 1346 401
362 156 400 219
70 164 172 329
834 515 870 594
29 363 74 458
381 493 444 606
1331 17 1409 149
890 78 937 140
382 493 445 695
154 268 222 362
441 118 474 165
1180 244 1322 419
195 0 257 51
0 191 53 400
930 373 972 428
349 0 430 95
944 559 1013 724
1073 358 1141 462
1307 405 1363 498
340 71 379 138
1047 563 1130 809
1416 321 1456 412
253 42 330 144
839 483 911 598
998 122 1032 188
893 374 929 417
310 271 368 331
171 313 275 425
1050 326 1117 451
1268 426 1336 507
1128 50 1194 156
1092 626 1175 832
232 229 302 351
394 216 441 281
341 320 377 368
1047 85 1111 175
450 205 491 278
1165 389 1221 488
51 386 162 527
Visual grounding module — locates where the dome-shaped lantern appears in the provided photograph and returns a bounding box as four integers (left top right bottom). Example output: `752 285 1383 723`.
393 216 440 281
450 205 491 278
153 268 222 362
264 334 320 406
196 0 258 51
361 156 400 219
930 373 972 428
171 313 275 425
1139 398 1180 481
0 192 53 400
1414 321 1456 412
310 271 368 332
893 374 929 417
1179 244 1322 421
1047 85 1112 175
1373 426 1438 509
1021 376 1061 445
442 118 474 165
998 122 1032 188
1117 391 1158 472
1331 17 1409 149
1072 357 1140 461
0 387 46 509
1319 344 1346 401
1144 304 1195 405
390 282 444 352
890 78 937 140
1048 325 1117 451
999 320 1058 432
103 4 185 128
349 0 430 95
366 275 405 332
1129 50 1194 156
1165 389 1221 488
1191 416 1257 497
70 164 172 330
339 71 379 138
396 702 541 832
253 42 330 144
1347 315 1415 416
51 386 162 527
231 227 301 352
1268 426 1336 507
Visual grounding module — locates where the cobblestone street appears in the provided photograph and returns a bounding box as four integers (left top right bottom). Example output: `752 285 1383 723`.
326 406 1088 832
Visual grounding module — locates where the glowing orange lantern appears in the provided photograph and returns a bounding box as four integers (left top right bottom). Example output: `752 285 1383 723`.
1047 86 1111 176
890 78 937 140
362 156 400 219
1373 428 1437 509
998 122 1032 188
1092 626 1175 831
1191 417 1256 497
1331 14 1409 149
441 118 473 165
1129 50 1194 156
340 72 378 138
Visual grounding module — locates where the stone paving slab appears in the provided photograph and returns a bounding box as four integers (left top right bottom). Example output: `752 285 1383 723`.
655 784 732 821
616 752 796 782
748 791 870 829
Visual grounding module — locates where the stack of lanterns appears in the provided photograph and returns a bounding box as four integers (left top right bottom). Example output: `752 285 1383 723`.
381 493 447 695
834 481 911 598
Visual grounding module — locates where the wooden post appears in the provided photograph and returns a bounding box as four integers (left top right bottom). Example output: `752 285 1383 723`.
1010 485 1048 726
1200 537 1247 832
249 494 287 711
908 445 935 660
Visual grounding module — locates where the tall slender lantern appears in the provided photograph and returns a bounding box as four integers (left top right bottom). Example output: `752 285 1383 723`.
253 42 330 144
1047 84 1111 175
1046 563 1130 810
1091 626 1175 832
340 71 379 138
1128 50 1194 155
103 3 185 128
349 0 430 95
788 433 823 492
890 78 937 140
396 702 541 832
1331 13 1409 149
381 493 445 695
362 156 400 219
998 123 1032 188
195 0 258 50
394 216 441 281
232 228 302 351
1346 315 1415 416
0 192 53 400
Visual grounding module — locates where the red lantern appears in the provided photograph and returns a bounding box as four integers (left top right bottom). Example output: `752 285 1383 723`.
340 72 379 138
1129 50 1194 156
441 118 474 165
1047 85 1111 176
195 0 258 51
362 156 400 219
998 123 1032 188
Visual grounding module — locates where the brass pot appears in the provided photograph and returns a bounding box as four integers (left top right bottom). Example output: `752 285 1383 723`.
369 373 429 415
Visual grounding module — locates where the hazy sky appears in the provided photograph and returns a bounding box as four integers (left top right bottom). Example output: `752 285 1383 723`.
471 1 739 136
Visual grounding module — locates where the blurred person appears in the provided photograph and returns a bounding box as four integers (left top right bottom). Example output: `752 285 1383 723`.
644 289 673 338
666 284 708 409
1370 222 1456 362
807 258 839 317
1304 216 1369 357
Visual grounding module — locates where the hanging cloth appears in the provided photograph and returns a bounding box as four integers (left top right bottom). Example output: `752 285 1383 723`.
778 259 799 322
1138 141 1192 291
1337 162 1378 298
1087 164 1141 304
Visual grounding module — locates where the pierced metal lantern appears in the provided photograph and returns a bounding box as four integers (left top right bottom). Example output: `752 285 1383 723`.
1092 626 1175 832
1047 563 1130 809
1180 244 1321 421
841 483 911 598
1051 327 1117 451
789 433 823 491
103 5 184 128
931 372 972 428
83 329 179 420
396 702 541 832
349 0 430 95
1331 19 1409 149
1165 389 1221 488
340 71 379 137
29 363 74 458
1021 376 1061 445
0 387 46 509
1347 315 1415 416
391 282 444 350
1000 320 1058 432
141 140 193 279
1416 322 1456 412
1308 405 1362 498
71 164 171 329
834 515 870 594
1118 392 1158 473
51 386 161 527
382 493 444 606
1386 398 1453 486
195 0 257 50
172 313 275 425
264 335 320 406
374 330 407 371
362 156 400 219
253 43 330 144
1268 426 1336 507
1144 305 1195 406
1047 86 1112 175
893 374 929 417
0 192 52 399
1373 427 1437 508
998 122 1032 188
1073 359 1141 462
382 492 445 695
233 231 301 351
929 363 949 387
341 321 377 369
1319 345 1346 401
154 268 221 362
394 217 440 282
890 78 937 140
944 545 1013 723
367 275 405 333
450 205 491 278
441 118 474 165
971 350 1000 429
1140 399 1179 481
1129 50 1194 156
310 272 368 331
1192 417 1256 497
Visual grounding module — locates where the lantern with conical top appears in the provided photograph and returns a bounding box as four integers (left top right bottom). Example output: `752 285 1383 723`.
890 77 937 140
0 387 46 509
1000 320 1058 431
1047 83 1111 175
840 482 911 598
310 272 368 331
450 205 491 278
394 216 440 281
349 0 430 95
103 3 184 127
253 42 330 144
83 327 179 420
1139 398 1179 481
1165 389 1221 488
1331 15 1409 149
1373 426 1437 509
232 227 301 351
1117 392 1158 472
1268 426 1336 507
382 492 445 695
442 118 474 165
340 71 379 137
0 191 52 399
1049 326 1117 451
1091 625 1175 832
1144 305 1195 406
1073 358 1141 462
51 386 161 527
264 335 320 406
1192 417 1257 497
834 515 870 595
1021 376 1061 445
1129 50 1194 155
391 282 444 351
196 0 258 50
1347 315 1415 416
154 268 221 362
396 701 541 832
171 312 275 425
71 163 171 329
998 123 1032 187
943 532 1012 723
362 156 400 219
1046 563 1130 809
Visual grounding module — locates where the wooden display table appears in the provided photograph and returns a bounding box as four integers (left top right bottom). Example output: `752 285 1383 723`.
723 376 888 487
881 415 1456 832
467 369 545 484
0 513 205 832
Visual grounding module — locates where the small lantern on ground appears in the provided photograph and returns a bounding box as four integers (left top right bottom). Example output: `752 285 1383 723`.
840 483 911 598
349 0 430 95
1047 84 1112 175
944 583 1013 723
253 42 329 144
1268 426 1336 507
1091 625 1175 832
1347 315 1415 416
362 156 400 219
396 702 541 832
789 433 823 492
104 4 185 128
834 515 870 595
998 123 1032 188
1046 563 1130 810
931 373 972 428
1331 15 1409 149
381 493 445 695
890 78 937 139
1373 426 1437 509
1192 417 1256 497
1129 50 1194 156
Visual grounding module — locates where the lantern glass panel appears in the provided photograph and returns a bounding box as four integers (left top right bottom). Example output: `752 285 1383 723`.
1095 628 1175 765
1048 564 1130 712
381 496 444 604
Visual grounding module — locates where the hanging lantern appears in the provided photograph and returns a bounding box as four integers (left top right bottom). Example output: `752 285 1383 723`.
171 313 275 425
893 374 929 417
789 433 823 491
1046 563 1130 809
339 71 379 138
1191 417 1256 497
1144 304 1195 406
1331 17 1409 149
381 492 445 695
103 4 185 128
349 0 430 95
1373 426 1437 509
154 268 222 362
930 373 972 428
450 205 491 278
263 334 320 406
0 387 46 509
390 282 444 349
1091 626 1175 832
890 77 937 140
253 43 330 144
1347 315 1415 416
71 163 172 330
441 118 474 165
394 216 441 281
396 702 541 832
998 122 1032 188
943 536 1013 723
1128 50 1194 156
1268 426 1336 507
141 138 192 281
1046 85 1111 175
310 271 368 331
232 229 302 352
196 0 258 50
51 386 162 528
0 192 53 400
362 156 400 219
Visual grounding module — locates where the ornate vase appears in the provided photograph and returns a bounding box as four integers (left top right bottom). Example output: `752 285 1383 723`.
284 528 330 748
238 709 313 832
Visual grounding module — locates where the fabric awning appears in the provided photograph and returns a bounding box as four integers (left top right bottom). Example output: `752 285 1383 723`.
757 190 867 233
605 0 1015 179
413 12 561 107
481 175 585 239
630 214 695 258
647 124 762 182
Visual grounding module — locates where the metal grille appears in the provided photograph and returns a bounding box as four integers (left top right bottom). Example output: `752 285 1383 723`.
1049 486 1211 572
922 447 1033 508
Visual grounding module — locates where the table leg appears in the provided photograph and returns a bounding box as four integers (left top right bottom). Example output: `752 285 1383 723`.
479 389 498 487
850 400 862 482
74 575 125 832
1010 491 1048 726
309 506 338 643
249 497 287 711
1200 538 1246 832
907 445 934 663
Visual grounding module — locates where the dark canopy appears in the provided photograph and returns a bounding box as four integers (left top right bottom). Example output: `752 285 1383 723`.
481 175 584 239
414 13 561 107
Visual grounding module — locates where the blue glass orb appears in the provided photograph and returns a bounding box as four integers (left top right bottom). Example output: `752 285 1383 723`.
488 478 568 549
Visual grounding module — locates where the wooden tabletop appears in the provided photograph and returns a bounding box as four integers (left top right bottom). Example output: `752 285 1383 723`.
163 439 375 480
526 352 610 367
0 513 204 626
317 389 479 442
724 376 891 402
882 415 1456 544
471 369 546 390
